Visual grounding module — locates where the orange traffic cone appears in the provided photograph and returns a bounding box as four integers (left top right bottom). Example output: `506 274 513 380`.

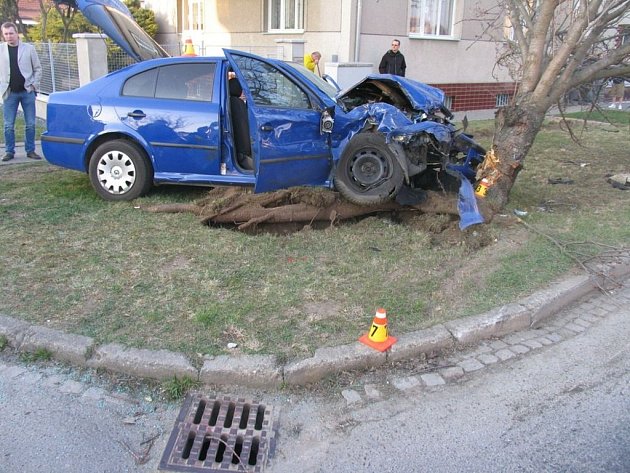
182 39 197 57
358 308 397 352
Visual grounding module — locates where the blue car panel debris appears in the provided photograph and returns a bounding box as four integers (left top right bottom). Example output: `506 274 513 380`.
44 0 486 227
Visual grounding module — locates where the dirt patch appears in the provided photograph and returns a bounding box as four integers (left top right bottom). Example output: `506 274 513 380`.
436 217 528 302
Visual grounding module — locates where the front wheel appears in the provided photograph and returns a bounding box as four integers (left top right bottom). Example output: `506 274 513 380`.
333 133 404 206
88 140 152 201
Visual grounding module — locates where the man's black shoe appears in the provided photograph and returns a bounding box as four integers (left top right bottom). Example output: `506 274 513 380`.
2 152 14 161
26 151 42 160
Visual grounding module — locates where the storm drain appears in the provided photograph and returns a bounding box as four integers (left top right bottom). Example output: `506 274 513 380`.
159 393 276 472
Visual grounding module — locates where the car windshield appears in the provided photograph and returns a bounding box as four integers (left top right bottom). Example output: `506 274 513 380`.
284 62 339 99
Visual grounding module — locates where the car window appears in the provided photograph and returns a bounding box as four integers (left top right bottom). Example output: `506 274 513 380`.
156 64 216 101
232 55 310 109
122 68 158 97
122 63 216 101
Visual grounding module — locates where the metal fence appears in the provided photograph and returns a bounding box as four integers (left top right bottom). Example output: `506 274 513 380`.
35 41 286 95
35 42 80 95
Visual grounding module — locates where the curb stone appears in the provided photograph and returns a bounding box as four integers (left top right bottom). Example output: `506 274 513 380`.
0 255 628 388
20 325 94 366
444 303 530 345
200 354 282 388
86 343 197 381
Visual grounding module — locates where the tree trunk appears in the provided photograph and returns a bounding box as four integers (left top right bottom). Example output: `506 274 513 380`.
477 104 546 214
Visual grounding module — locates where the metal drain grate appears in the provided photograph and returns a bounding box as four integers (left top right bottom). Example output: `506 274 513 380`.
159 393 275 472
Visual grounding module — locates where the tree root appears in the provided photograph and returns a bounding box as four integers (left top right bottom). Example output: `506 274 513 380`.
144 187 465 232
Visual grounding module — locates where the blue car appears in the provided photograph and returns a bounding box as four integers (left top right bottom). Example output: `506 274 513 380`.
43 0 485 206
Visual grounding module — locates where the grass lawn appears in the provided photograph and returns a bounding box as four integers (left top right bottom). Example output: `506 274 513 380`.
561 106 630 126
0 107 46 143
1 114 628 363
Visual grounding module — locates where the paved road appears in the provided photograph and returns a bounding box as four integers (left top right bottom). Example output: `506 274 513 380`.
271 284 630 472
1 281 628 472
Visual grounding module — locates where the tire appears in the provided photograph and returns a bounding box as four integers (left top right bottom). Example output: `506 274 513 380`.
333 133 404 206
88 140 152 201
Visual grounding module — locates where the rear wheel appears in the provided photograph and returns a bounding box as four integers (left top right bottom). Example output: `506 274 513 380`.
333 133 404 206
88 140 152 201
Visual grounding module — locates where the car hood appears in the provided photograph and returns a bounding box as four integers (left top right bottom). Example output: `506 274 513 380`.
57 0 169 61
337 74 446 113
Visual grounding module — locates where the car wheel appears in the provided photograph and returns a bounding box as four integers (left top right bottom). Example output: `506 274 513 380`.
334 133 404 206
89 140 152 201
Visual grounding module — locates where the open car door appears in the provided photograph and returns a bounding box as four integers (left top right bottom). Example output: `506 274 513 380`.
225 50 333 193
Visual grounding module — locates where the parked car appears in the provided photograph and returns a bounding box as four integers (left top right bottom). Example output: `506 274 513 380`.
43 0 486 209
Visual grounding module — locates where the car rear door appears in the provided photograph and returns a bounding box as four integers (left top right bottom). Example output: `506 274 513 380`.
113 61 223 181
225 51 333 193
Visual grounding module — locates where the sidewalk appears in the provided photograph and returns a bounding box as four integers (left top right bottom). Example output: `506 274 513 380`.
452 102 627 123
0 141 44 165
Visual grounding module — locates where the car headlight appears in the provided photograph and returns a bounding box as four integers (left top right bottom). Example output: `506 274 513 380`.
391 134 409 143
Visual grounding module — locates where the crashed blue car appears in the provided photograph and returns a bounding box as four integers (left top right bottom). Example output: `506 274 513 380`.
43 0 486 213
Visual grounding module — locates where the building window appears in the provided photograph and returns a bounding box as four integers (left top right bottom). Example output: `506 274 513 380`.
266 0 304 32
496 93 510 107
618 24 630 47
183 0 204 31
409 0 454 37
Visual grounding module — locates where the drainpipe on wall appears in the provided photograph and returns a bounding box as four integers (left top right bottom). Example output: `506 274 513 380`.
354 0 362 61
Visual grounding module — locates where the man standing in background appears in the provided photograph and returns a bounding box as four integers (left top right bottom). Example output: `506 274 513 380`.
304 51 322 76
379 39 406 77
608 77 626 110
1 21 42 161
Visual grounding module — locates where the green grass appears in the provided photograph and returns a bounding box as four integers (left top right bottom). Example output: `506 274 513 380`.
561 107 630 126
161 376 201 401
19 348 53 363
0 108 46 143
1 119 628 362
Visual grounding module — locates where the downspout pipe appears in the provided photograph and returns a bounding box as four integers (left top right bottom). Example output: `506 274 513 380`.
354 0 362 61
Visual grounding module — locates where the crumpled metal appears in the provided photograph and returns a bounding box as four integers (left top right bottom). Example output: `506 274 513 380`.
330 102 452 161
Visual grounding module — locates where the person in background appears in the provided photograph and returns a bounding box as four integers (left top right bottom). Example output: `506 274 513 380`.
304 51 322 76
379 39 406 77
608 77 625 110
0 22 42 161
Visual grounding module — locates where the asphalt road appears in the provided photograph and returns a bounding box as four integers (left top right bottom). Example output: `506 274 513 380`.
270 287 630 472
1 282 628 473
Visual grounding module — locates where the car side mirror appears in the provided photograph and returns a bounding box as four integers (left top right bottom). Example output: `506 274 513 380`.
321 110 334 134
322 74 341 92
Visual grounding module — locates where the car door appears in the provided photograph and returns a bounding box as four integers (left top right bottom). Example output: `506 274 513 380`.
113 62 223 182
225 51 333 193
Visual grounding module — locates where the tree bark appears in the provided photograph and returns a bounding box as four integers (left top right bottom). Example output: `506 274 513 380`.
476 104 546 213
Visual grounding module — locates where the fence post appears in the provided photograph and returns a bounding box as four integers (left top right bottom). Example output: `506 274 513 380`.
73 33 109 86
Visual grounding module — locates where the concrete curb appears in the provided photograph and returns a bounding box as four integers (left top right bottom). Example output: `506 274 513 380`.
1 255 628 388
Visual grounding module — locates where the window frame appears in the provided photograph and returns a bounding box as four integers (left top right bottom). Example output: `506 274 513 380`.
409 0 456 39
232 55 311 109
183 0 205 31
266 0 305 33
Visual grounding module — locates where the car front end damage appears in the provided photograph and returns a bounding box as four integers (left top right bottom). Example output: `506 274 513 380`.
331 76 486 227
